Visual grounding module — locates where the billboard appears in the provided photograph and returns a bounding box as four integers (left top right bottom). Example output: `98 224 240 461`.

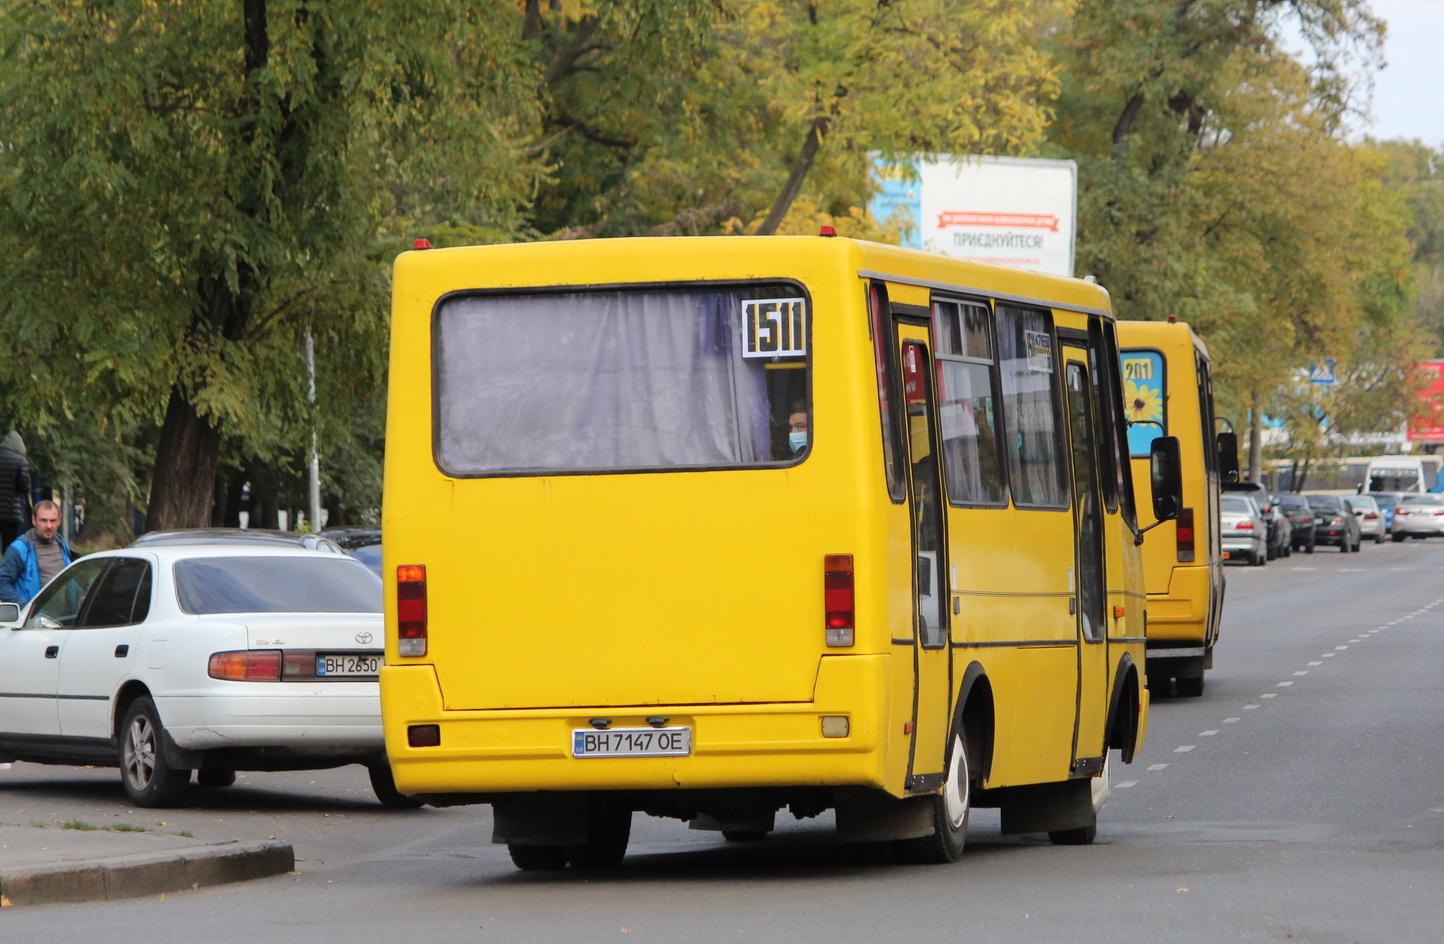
870 155 1078 277
1408 360 1444 444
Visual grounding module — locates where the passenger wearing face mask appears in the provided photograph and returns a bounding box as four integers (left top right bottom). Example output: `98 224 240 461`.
787 406 809 456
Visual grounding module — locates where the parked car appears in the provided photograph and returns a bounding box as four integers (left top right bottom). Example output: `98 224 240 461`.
1342 494 1386 544
133 528 347 555
0 543 417 809
1391 493 1444 540
1263 497 1292 559
1225 481 1288 559
319 526 383 577
1220 494 1268 565
1303 494 1362 552
1363 491 1403 533
1276 493 1316 553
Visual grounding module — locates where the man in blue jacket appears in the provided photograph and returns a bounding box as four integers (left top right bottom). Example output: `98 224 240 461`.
0 500 72 605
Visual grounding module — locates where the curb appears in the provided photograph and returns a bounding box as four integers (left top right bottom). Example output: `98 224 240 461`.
0 838 294 907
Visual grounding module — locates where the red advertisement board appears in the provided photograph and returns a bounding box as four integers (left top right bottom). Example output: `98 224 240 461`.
1408 360 1444 443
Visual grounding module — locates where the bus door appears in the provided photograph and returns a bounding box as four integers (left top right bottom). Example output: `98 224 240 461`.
897 328 951 787
1062 345 1109 768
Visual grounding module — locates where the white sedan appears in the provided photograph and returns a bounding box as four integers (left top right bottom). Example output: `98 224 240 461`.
0 542 412 808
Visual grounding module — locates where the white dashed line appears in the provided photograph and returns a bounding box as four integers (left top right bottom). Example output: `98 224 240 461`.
1115 780 1138 789
1199 730 1219 737
1147 763 1169 771
1223 717 1240 724
1174 745 1195 753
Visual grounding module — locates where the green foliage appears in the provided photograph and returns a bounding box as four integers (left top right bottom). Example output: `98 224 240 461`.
0 1 543 530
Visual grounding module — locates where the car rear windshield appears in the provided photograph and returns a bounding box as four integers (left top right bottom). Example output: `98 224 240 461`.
174 557 382 615
1221 497 1253 514
1401 494 1444 505
1305 495 1342 509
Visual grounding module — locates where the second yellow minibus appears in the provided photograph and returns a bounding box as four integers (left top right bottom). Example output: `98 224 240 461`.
1118 320 1237 697
381 234 1181 869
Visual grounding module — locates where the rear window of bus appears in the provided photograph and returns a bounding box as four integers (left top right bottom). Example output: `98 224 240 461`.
433 284 811 475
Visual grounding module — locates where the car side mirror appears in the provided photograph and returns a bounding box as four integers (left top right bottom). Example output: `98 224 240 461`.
0 602 20 624
1216 431 1240 485
1150 436 1183 521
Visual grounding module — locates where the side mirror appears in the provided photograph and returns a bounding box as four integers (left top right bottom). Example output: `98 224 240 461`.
0 602 20 623
1216 431 1240 485
1150 436 1183 521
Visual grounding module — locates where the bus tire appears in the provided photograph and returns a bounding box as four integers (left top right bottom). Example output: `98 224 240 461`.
508 844 567 871
1176 674 1204 697
1049 818 1098 846
565 797 631 870
897 732 970 864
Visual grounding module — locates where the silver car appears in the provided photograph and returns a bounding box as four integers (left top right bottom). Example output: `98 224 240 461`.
1221 494 1267 566
1343 495 1386 543
1391 493 1444 540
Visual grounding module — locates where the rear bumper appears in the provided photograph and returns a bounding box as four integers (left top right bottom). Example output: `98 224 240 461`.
381 656 888 795
1143 565 1212 645
157 687 383 755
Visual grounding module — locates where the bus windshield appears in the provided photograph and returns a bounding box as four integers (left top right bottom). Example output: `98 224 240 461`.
433 284 811 475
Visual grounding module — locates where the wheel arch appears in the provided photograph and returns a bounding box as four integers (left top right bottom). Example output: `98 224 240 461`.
1105 653 1143 763
111 680 154 742
952 661 994 783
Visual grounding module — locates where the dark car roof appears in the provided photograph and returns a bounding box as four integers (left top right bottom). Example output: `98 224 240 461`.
318 526 383 551
131 528 345 553
1303 494 1347 508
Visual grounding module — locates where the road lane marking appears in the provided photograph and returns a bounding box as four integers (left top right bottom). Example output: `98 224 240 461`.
1223 717 1240 723
1147 763 1169 771
1199 730 1219 736
1174 745 1195 753
1277 681 1294 687
1293 671 1308 676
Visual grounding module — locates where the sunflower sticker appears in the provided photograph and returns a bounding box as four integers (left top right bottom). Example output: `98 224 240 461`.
1121 351 1165 456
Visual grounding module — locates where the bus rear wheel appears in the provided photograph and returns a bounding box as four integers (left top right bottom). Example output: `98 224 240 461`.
565 797 632 870
897 732 970 864
508 844 567 871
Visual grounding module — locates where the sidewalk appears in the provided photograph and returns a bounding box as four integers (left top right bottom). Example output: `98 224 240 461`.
0 824 292 907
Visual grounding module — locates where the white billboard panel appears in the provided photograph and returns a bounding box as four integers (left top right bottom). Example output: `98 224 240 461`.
870 155 1078 277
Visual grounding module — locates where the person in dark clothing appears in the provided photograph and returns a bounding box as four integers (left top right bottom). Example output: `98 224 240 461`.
0 431 31 552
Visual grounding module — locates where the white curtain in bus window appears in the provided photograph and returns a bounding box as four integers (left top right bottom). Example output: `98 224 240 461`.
934 300 1004 505
997 305 1067 507
433 287 806 474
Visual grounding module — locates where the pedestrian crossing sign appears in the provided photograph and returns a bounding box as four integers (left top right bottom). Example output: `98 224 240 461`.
1309 359 1336 384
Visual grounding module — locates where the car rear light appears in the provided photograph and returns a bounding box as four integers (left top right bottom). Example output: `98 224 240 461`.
824 554 854 647
1395 508 1410 516
1175 507 1195 563
397 564 428 657
1330 517 1343 526
1237 520 1255 530
209 649 282 681
1364 512 1378 520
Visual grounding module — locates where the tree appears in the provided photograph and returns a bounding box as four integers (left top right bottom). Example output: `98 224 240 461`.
0 1 543 530
525 0 1065 239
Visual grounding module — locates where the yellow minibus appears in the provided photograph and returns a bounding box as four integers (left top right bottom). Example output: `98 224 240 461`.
381 234 1182 869
1118 320 1237 697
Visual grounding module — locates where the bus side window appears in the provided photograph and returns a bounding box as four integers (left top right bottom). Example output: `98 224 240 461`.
870 282 907 502
996 304 1068 509
933 298 1006 506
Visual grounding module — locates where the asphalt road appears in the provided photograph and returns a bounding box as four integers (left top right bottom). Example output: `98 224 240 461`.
3 539 1442 942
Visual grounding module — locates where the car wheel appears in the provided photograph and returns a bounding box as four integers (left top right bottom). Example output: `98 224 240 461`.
1251 550 1266 566
896 731 970 863
1304 539 1314 554
119 696 190 808
1375 532 1385 544
1392 532 1405 543
368 762 425 809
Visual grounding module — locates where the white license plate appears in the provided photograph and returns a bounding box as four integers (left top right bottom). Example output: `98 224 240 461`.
572 727 692 758
315 654 381 678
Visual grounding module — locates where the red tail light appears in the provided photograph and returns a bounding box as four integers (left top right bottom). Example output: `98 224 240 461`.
824 554 854 647
1175 507 1195 563
208 649 282 681
397 564 428 657
1237 520 1255 530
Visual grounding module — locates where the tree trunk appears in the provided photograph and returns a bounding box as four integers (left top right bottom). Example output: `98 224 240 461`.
1247 391 1264 485
756 115 829 236
146 388 221 531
